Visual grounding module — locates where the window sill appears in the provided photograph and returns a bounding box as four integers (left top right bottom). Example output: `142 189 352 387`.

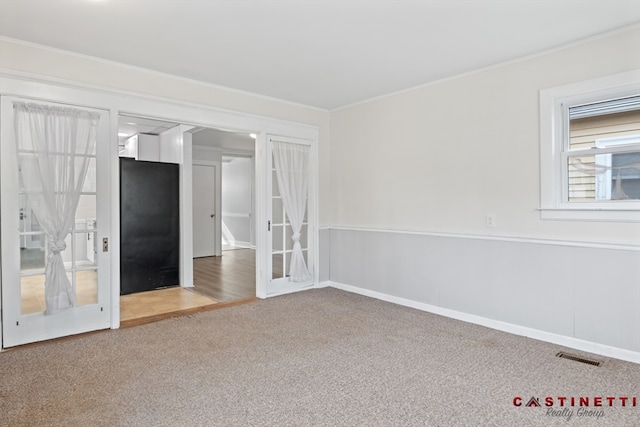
539 207 640 222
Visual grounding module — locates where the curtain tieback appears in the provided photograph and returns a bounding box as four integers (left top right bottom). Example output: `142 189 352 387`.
291 233 301 243
49 239 67 254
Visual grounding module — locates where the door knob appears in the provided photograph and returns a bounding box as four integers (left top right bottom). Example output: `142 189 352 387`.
210 214 215 218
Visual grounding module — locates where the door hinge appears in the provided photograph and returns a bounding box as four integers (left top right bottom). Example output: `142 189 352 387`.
268 220 271 231
103 237 109 252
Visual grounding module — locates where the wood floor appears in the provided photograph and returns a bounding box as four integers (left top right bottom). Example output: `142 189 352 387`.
121 247 258 325
20 247 258 326
193 247 257 302
120 287 219 326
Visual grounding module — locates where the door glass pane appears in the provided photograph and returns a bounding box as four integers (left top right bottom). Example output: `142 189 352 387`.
286 224 308 250
271 171 280 196
272 197 284 224
272 253 284 279
76 195 97 225
282 252 291 277
272 225 284 251
76 269 98 306
58 233 74 268
19 203 44 234
21 274 45 314
20 246 45 272
82 158 97 192
74 231 98 268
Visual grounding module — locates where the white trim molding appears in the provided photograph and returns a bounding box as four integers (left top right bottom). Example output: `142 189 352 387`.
327 225 640 252
329 281 640 364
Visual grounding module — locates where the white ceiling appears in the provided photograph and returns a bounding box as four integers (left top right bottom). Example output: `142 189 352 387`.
1 0 638 110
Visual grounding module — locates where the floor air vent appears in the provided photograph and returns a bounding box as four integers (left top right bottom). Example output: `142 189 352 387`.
556 352 601 367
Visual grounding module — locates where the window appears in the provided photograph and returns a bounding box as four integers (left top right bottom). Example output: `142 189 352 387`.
539 70 640 221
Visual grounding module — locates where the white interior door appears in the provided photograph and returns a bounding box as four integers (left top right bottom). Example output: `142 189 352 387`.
1 96 111 348
192 164 217 258
266 135 315 296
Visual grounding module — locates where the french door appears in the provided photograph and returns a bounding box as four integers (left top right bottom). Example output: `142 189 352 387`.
265 135 315 296
1 97 111 348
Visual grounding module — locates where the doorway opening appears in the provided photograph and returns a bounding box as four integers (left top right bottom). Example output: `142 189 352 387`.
117 115 257 325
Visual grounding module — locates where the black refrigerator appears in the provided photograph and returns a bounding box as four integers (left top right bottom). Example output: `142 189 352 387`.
120 157 180 295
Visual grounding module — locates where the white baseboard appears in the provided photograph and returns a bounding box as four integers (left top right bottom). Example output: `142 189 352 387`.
316 281 331 288
329 281 640 365
266 283 314 298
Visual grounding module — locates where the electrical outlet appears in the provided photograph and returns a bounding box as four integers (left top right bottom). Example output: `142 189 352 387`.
486 213 496 228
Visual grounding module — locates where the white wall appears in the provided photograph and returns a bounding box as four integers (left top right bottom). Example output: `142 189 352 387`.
222 157 254 247
158 127 183 163
329 27 640 245
192 145 222 163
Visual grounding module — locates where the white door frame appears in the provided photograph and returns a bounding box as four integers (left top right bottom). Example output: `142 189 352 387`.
0 71 319 347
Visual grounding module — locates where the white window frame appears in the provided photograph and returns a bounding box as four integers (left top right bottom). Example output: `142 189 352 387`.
539 70 640 222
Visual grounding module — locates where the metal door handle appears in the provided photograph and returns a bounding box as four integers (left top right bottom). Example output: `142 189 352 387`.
210 214 215 218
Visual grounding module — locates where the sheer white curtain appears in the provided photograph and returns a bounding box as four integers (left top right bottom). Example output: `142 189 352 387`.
272 141 311 282
14 102 99 314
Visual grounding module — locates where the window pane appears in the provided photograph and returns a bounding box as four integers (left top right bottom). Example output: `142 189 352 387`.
568 153 640 202
569 110 640 151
